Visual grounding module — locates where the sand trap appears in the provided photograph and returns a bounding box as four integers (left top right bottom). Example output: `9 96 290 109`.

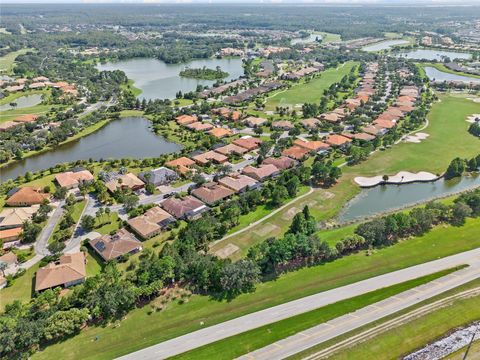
214 244 240 259
466 114 480 123
404 132 429 143
354 171 438 187
282 206 300 220
254 223 280 237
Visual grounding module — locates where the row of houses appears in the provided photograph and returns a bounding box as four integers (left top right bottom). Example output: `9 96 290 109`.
175 114 234 139
223 81 283 105
0 114 40 132
282 62 324 81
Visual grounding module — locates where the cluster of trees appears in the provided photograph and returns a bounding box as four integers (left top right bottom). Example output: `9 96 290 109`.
469 121 480 137
445 154 480 180
48 195 82 255
179 66 229 80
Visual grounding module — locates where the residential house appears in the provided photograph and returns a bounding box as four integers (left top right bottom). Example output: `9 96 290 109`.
232 137 262 151
373 119 396 129
192 150 228 166
0 228 23 243
325 134 352 147
243 116 267 128
55 170 94 189
161 195 209 220
176 114 197 126
262 156 296 170
362 124 388 136
89 229 142 262
208 127 233 139
138 167 178 187
272 121 294 131
6 187 49 207
0 205 39 230
242 164 279 181
214 143 249 157
218 174 259 193
191 182 235 206
342 132 376 142
301 118 321 130
0 121 21 132
0 252 18 266
293 139 330 153
14 114 39 123
127 206 175 239
105 173 145 193
166 157 196 175
282 146 310 160
186 122 214 132
35 252 86 292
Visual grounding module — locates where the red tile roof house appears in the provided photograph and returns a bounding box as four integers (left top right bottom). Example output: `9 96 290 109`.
0 121 22 132
191 182 235 206
14 114 39 123
342 132 376 142
89 229 142 262
127 206 175 239
293 139 330 153
55 170 94 189
272 121 294 131
176 114 198 126
105 173 145 193
262 156 296 170
165 157 196 175
35 252 86 292
281 146 310 161
325 134 353 148
376 112 400 122
214 143 249 157
242 164 280 181
320 112 343 123
373 119 396 129
161 195 209 220
243 116 268 128
232 137 262 151
6 187 50 206
218 174 260 193
208 127 233 139
192 150 228 166
186 122 214 132
301 118 321 130
363 124 388 136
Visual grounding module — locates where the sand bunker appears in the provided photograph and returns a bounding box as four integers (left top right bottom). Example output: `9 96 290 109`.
404 132 429 143
214 244 240 259
254 223 280 237
354 171 438 187
466 114 480 123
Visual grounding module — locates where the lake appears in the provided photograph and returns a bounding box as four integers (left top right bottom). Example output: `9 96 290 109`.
291 33 322 45
0 94 43 111
338 174 480 223
0 117 182 181
396 49 472 61
97 57 245 100
424 66 480 84
362 39 409 52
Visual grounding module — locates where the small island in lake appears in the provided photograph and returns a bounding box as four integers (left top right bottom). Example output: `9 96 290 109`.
179 65 229 80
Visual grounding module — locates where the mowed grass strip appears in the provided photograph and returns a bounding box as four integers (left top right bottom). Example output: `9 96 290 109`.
264 61 357 110
32 217 480 360
171 267 465 360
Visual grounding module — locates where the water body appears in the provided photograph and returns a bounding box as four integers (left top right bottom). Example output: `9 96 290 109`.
0 117 181 181
97 57 244 100
291 33 322 45
339 174 480 223
362 39 409 52
0 94 43 111
396 49 472 61
424 66 480 84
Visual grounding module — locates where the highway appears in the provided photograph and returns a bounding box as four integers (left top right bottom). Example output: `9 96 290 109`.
116 247 480 360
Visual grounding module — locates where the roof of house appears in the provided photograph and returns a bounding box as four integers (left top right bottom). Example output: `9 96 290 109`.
55 170 94 188
0 227 23 241
165 157 196 175
0 252 18 265
376 112 400 122
186 122 214 132
362 125 382 135
105 173 144 192
214 143 249 156
243 116 267 127
0 121 21 131
294 139 330 151
5 187 49 206
208 127 233 138
232 137 262 151
342 132 376 141
139 167 178 185
14 114 39 123
191 183 235 205
218 174 258 192
281 146 310 160
89 229 142 261
373 119 396 129
161 196 207 219
35 252 86 291
242 164 279 180
262 156 296 170
176 114 197 125
192 150 228 165
301 118 321 129
127 207 173 238
326 134 352 146
272 120 294 129
0 205 39 228
320 112 342 123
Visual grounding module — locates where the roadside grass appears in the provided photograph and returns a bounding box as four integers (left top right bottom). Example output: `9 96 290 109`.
48 200 86 244
171 267 465 360
32 217 480 360
94 212 121 235
0 48 32 74
263 61 357 111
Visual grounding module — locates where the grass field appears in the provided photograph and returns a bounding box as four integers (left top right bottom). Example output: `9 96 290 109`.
0 48 32 74
1 263 40 310
32 216 480 360
171 267 464 360
263 61 357 111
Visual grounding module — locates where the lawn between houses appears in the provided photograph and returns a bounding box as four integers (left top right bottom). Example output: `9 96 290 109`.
0 48 32 74
32 216 480 360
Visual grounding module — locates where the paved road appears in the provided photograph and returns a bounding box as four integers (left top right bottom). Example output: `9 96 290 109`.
34 200 65 257
238 265 480 360
116 248 480 360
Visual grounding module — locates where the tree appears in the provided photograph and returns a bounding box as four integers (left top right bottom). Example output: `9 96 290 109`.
54 186 68 200
123 194 139 212
270 185 288 207
444 157 465 180
81 215 96 232
43 308 90 341
21 220 42 243
48 241 66 255
450 203 472 226
220 260 260 298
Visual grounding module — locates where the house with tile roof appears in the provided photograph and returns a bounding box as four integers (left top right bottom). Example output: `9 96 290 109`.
326 134 352 147
35 252 86 292
208 127 233 138
192 150 228 166
89 229 142 262
55 170 94 189
165 157 196 175
176 114 198 125
127 206 175 239
243 116 267 128
262 156 296 170
191 182 235 206
281 146 310 160
232 137 262 151
218 174 259 193
105 173 145 193
161 195 209 220
0 205 39 229
214 143 249 156
242 164 279 181
6 187 50 206
293 139 330 152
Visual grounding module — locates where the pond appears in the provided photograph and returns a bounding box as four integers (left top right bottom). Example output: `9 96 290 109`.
291 33 322 45
396 49 472 61
424 66 480 84
0 117 182 181
338 174 480 223
0 94 43 111
362 39 409 52
97 57 245 100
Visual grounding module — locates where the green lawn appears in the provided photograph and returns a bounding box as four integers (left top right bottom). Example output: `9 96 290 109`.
0 48 32 74
1 263 40 310
0 103 56 123
32 217 480 360
94 212 121 235
264 61 357 110
171 267 464 360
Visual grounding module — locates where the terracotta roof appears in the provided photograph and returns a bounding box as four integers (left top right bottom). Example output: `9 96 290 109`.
0 121 21 131
294 139 330 152
0 205 39 228
35 252 86 291
191 183 235 205
192 150 228 165
176 114 197 125
161 196 207 219
127 207 174 239
272 121 294 130
243 116 267 127
396 104 415 112
301 118 321 129
166 157 196 175
343 132 376 141
218 174 259 192
281 146 310 160
232 137 262 151
105 173 144 193
326 134 352 146
186 122 214 132
320 112 342 123
6 187 49 206
14 114 39 123
262 156 296 170
242 164 279 181
0 227 23 242
55 170 94 188
373 119 396 129
214 143 248 156
89 229 142 262
376 112 400 122
208 127 233 138
0 251 18 265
